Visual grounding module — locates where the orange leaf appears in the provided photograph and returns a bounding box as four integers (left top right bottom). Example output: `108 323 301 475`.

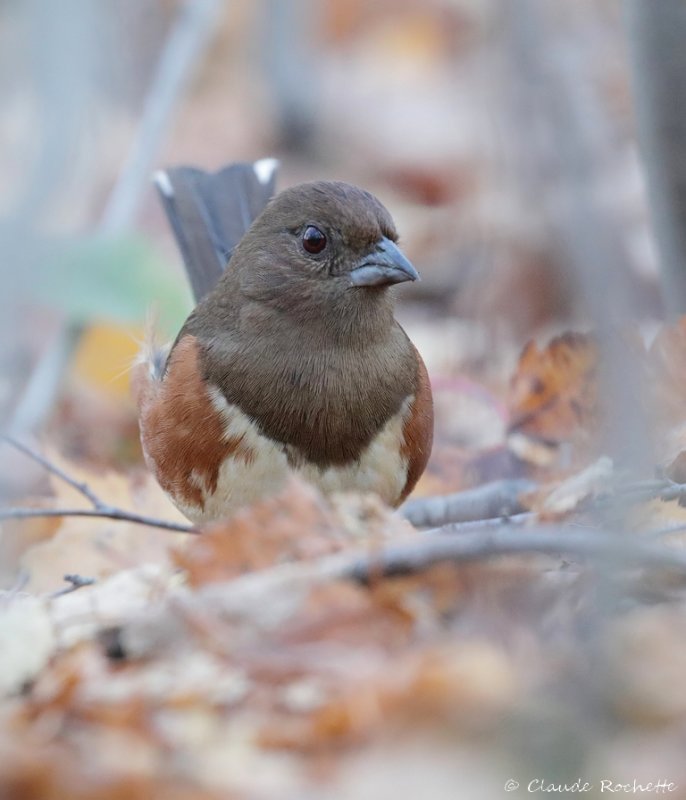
173 480 346 587
507 332 599 443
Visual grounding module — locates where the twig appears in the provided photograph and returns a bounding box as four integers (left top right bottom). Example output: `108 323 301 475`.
342 527 686 584
608 478 683 503
51 574 96 598
615 478 673 494
194 523 686 601
2 434 103 508
7 432 686 541
311 525 686 585
424 512 533 535
401 479 536 528
1 436 196 534
403 477 686 533
645 520 686 540
0 506 196 534
588 478 686 516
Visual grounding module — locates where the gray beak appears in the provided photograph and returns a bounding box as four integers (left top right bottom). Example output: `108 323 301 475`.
349 237 420 287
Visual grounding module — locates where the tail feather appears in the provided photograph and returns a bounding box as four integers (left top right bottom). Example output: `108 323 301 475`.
154 159 279 303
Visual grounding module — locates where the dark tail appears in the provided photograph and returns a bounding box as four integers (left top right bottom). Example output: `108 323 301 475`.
154 159 279 303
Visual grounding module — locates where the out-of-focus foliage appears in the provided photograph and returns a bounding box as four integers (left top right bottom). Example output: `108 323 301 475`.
33 236 191 333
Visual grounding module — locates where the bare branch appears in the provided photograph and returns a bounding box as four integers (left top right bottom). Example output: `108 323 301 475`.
401 479 535 528
2 434 104 509
403 477 686 533
342 527 686 585
592 478 686 508
50 574 96 598
0 506 196 534
181 524 686 602
648 482 686 504
0 436 196 534
424 512 534 536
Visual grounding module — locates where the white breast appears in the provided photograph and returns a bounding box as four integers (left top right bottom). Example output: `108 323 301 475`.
175 387 412 524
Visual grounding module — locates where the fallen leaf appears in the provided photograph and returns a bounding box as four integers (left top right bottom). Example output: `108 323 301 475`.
525 456 615 517
507 332 599 443
19 459 187 593
173 480 345 587
174 480 410 588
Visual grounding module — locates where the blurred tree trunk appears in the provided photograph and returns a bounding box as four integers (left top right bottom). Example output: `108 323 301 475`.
625 0 686 313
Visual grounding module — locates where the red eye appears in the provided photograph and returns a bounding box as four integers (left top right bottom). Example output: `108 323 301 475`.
302 225 327 254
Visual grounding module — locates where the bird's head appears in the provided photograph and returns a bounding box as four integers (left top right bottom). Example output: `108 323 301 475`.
232 181 419 310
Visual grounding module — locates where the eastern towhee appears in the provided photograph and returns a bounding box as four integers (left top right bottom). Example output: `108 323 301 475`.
133 160 433 523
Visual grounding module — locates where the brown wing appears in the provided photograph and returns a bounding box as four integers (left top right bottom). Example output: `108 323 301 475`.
398 346 434 504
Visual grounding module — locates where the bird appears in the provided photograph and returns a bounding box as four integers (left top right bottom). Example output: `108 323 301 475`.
133 159 433 524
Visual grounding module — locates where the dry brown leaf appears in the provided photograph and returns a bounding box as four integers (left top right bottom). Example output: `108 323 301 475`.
174 480 411 588
259 641 516 751
18 460 187 593
173 480 346 587
507 332 599 446
275 580 416 652
665 447 686 483
0 744 226 800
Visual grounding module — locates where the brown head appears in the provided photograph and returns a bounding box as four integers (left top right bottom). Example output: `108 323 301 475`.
201 181 419 342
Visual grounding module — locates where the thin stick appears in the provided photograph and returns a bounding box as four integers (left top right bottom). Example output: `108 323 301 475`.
2 434 103 508
402 477 686 531
401 479 535 528
253 526 686 589
50 574 96 598
1 436 196 534
0 506 196 533
342 527 686 584
424 512 534 535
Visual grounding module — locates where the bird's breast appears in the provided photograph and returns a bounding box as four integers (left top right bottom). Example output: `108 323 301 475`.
209 334 417 468
136 335 417 522
188 387 414 523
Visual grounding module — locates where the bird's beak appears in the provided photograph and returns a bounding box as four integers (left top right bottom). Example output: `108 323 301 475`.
349 237 420 287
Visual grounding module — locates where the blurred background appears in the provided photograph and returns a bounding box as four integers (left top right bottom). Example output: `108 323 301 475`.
1 0 665 492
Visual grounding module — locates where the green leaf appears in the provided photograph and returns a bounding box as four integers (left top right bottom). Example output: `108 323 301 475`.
32 234 193 336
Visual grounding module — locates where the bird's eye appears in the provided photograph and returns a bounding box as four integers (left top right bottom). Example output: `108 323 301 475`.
302 225 327 255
